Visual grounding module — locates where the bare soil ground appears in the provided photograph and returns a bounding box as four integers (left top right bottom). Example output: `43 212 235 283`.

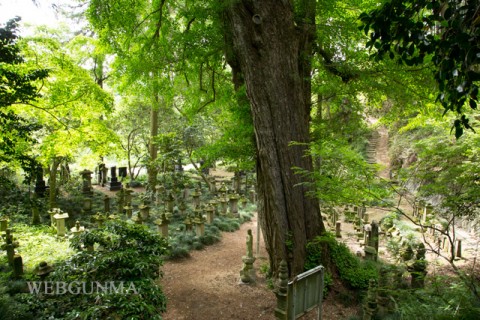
159 213 360 320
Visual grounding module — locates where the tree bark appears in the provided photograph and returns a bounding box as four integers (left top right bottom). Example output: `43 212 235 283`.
223 0 325 276
48 157 61 210
147 96 159 192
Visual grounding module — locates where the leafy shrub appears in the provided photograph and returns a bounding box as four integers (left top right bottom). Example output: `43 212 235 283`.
13 220 169 320
305 234 378 290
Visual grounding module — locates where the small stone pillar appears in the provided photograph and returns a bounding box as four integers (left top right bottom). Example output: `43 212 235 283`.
155 185 164 207
274 260 288 320
193 208 205 237
248 187 256 203
80 169 93 195
101 164 108 186
139 204 150 220
116 188 125 214
12 254 23 278
83 197 92 212
104 195 111 213
205 204 215 224
191 187 202 208
456 239 462 258
240 229 256 283
70 221 85 237
166 192 175 212
335 221 342 238
366 220 379 261
155 213 170 238
229 193 240 217
0 217 8 232
53 211 69 237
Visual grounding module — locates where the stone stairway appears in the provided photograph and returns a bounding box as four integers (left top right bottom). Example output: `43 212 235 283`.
366 130 380 164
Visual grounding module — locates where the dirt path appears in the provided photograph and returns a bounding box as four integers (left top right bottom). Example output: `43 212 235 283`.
159 213 359 320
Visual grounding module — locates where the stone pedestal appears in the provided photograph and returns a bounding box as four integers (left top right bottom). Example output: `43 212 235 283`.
106 166 122 191
104 195 111 213
335 221 342 238
0 217 8 232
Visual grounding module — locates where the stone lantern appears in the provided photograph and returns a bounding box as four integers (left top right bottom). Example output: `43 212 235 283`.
155 213 170 238
228 193 240 217
70 221 85 237
205 204 215 224
139 204 150 220
191 187 202 208
53 211 70 237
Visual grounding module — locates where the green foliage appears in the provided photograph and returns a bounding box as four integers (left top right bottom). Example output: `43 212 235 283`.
14 220 169 319
383 278 480 319
360 0 480 136
0 18 47 180
305 234 378 290
13 224 75 272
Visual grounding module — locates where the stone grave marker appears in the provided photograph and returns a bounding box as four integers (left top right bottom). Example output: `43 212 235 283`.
53 211 69 237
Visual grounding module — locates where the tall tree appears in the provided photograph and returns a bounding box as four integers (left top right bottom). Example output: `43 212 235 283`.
222 0 325 275
0 17 48 180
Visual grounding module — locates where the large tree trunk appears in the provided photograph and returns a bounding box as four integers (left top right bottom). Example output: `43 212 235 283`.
147 97 159 192
224 0 325 276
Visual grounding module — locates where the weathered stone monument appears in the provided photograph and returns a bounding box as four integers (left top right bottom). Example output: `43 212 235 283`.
106 166 122 191
80 169 94 195
34 166 48 197
103 195 111 213
240 229 256 283
54 211 69 237
70 221 85 237
155 213 170 238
